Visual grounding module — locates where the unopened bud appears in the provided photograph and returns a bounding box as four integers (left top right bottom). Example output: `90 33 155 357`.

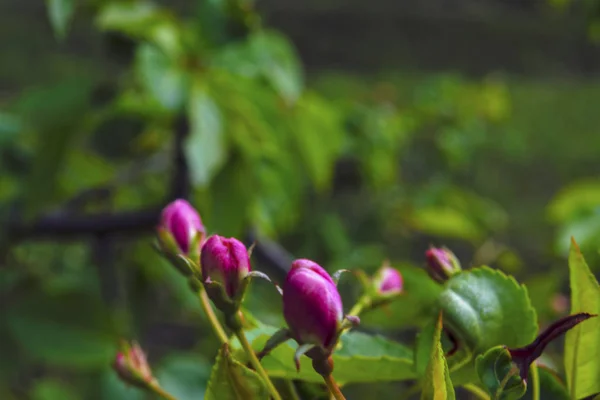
373 264 403 295
425 247 461 283
159 199 206 255
283 259 344 351
200 235 252 316
113 341 156 389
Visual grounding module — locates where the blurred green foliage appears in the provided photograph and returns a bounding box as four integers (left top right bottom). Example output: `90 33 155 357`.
1 0 600 399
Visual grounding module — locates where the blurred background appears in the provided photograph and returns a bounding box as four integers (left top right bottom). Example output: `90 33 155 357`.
1 0 600 399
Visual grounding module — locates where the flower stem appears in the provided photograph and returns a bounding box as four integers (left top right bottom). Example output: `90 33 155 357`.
530 362 540 400
348 295 370 317
197 288 229 344
322 374 346 400
463 384 491 400
149 383 178 400
234 319 282 400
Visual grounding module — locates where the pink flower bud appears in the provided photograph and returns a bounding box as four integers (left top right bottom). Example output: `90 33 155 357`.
374 265 403 294
201 235 251 298
113 342 155 388
425 247 461 283
160 199 206 254
283 259 344 350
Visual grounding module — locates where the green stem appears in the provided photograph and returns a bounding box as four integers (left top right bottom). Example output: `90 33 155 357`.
530 362 540 400
322 374 346 400
234 319 282 400
149 383 178 400
463 384 491 400
197 288 229 345
280 379 301 400
348 295 370 317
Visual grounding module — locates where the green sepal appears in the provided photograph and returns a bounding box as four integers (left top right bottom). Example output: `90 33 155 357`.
154 229 199 277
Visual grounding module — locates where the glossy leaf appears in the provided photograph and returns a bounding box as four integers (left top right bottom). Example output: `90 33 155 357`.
186 83 226 187
476 346 526 400
564 238 600 399
421 313 455 400
439 267 538 356
205 344 269 400
46 0 75 40
233 325 415 384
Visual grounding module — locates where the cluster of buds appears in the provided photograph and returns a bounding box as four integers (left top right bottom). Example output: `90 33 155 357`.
155 199 268 327
152 199 467 381
113 341 156 390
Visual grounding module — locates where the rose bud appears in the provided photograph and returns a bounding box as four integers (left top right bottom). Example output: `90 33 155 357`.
201 235 251 305
283 259 344 351
113 341 156 389
425 247 461 283
159 199 206 255
373 265 403 294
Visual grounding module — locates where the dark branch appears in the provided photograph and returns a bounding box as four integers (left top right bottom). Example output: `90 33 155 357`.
9 208 160 240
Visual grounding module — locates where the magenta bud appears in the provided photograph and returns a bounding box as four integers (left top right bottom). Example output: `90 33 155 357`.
113 342 155 388
283 259 344 350
425 247 461 283
201 235 251 299
159 199 206 255
373 265 403 294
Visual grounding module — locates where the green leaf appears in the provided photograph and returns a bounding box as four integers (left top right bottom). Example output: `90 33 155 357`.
521 365 569 400
406 207 484 242
14 79 94 215
0 112 21 146
361 264 443 329
135 43 188 112
6 292 116 369
186 83 226 187
290 93 343 190
100 369 145 400
475 346 526 400
439 267 538 358
155 354 212 399
564 238 600 399
421 313 455 400
547 179 600 222
46 0 75 40
31 379 78 400
248 31 303 104
555 212 600 258
97 2 181 59
232 325 415 384
205 344 269 400
213 31 303 104
96 2 160 33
